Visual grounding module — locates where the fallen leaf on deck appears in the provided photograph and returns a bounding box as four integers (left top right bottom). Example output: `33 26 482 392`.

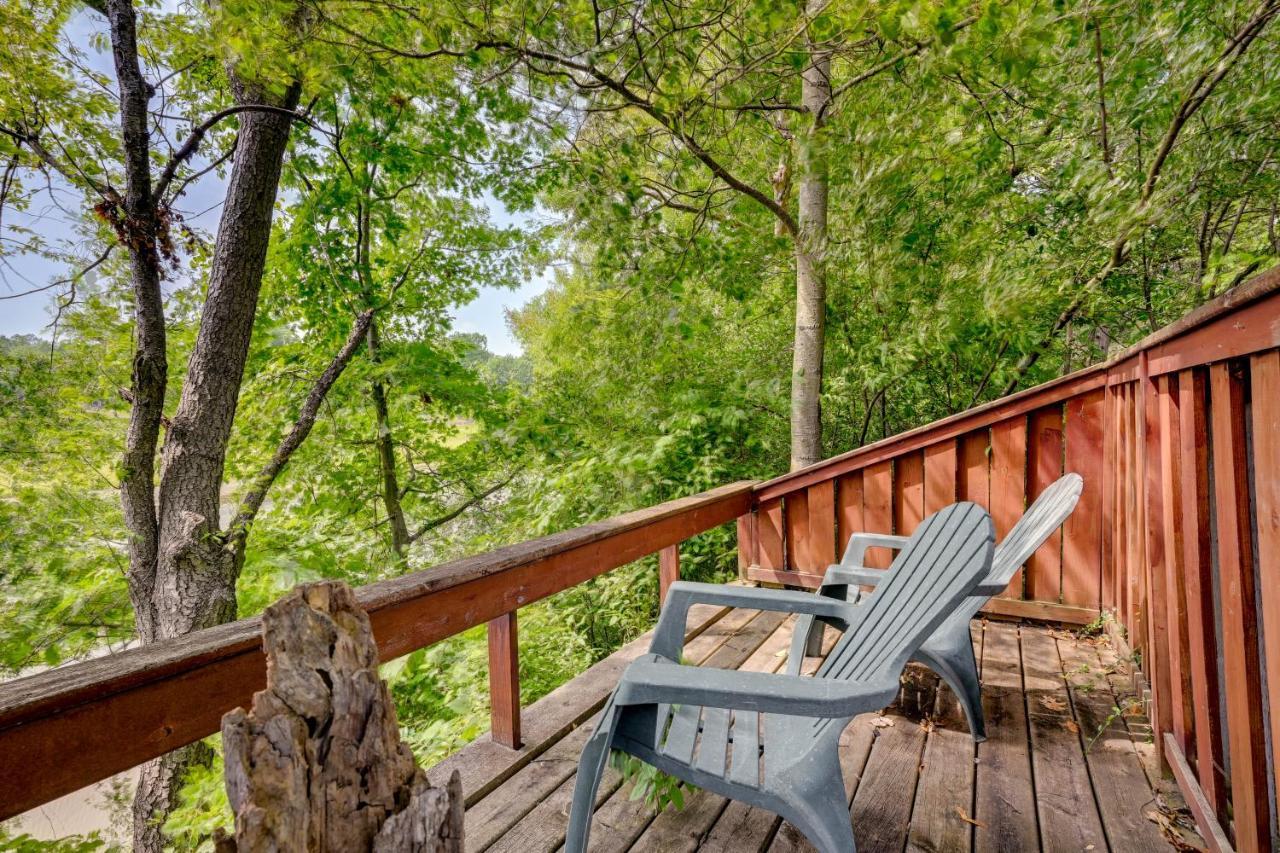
1063 719 1080 733
1039 695 1068 712
871 715 895 728
953 806 985 828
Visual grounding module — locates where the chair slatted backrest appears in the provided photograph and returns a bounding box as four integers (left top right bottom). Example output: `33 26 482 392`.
987 473 1083 588
817 502 994 685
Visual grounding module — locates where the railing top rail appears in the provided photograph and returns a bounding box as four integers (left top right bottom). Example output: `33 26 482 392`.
0 480 755 819
755 265 1280 502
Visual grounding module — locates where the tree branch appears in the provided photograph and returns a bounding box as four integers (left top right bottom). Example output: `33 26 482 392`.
406 472 518 544
153 105 312 202
999 0 1279 395
825 15 978 117
226 309 375 546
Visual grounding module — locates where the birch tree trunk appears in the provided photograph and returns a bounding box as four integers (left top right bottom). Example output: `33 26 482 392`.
790 2 831 471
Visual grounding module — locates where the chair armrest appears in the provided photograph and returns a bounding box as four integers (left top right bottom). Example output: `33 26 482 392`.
843 532 910 568
651 582 852 661
615 655 899 718
824 565 889 589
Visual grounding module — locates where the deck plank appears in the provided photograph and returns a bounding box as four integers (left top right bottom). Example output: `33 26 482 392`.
850 712 928 852
1057 634 1170 852
907 666 977 853
973 623 1040 853
1020 628 1106 853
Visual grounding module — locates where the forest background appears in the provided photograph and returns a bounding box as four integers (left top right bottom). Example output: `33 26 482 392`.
1 0 1278 848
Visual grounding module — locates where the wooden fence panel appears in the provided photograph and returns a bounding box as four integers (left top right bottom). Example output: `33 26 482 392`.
1250 349 1280 824
1157 376 1194 753
1026 405 1065 601
836 472 864 561
757 498 785 571
1063 389 1104 608
923 440 958 515
1208 361 1269 853
1177 368 1227 822
895 451 925 535
991 417 1028 599
863 461 894 569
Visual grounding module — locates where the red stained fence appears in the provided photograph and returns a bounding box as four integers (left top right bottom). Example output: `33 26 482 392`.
2 268 1280 850
738 266 1280 852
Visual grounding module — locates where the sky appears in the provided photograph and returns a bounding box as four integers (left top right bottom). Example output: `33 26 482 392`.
0 6 549 357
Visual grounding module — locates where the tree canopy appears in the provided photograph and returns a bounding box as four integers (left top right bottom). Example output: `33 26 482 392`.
1 0 1278 847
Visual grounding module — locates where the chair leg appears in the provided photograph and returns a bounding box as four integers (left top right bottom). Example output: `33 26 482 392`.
565 702 619 853
916 623 985 742
784 783 857 853
788 615 822 671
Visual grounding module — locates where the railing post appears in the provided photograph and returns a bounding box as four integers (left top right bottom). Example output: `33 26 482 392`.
659 544 680 605
487 611 521 749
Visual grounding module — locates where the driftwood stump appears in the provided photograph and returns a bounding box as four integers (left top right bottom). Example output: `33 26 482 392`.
219 581 463 852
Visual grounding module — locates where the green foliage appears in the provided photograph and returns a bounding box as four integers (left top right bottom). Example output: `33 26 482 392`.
3 0 1280 842
610 750 691 813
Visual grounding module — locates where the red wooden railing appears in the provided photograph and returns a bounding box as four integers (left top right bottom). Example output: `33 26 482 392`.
1 267 1278 850
737 265 1280 852
0 482 754 819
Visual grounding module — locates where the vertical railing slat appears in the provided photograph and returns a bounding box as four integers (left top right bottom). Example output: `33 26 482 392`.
959 428 991 508
659 544 680 605
1249 349 1280 827
863 461 894 569
1064 389 1105 609
757 498 785 571
991 417 1028 599
1026 405 1065 602
1157 375 1194 754
836 472 865 561
487 611 521 749
1208 361 1270 853
1177 368 1227 821
894 451 925 535
1141 353 1173 769
806 481 837 569
923 440 958 516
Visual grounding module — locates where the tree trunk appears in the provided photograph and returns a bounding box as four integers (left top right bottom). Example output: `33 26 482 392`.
790 2 831 471
149 77 301 643
221 581 463 851
368 319 411 557
133 73 302 853
105 0 168 644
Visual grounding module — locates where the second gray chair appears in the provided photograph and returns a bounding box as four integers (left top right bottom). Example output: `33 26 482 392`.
566 502 995 853
787 472 1083 741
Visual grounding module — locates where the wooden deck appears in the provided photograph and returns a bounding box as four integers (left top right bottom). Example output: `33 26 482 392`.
425 604 1205 853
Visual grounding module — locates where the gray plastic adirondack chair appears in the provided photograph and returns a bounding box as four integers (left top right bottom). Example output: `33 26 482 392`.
565 502 995 853
787 472 1083 743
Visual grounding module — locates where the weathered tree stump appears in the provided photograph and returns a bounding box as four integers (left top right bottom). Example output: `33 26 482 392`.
219 581 463 852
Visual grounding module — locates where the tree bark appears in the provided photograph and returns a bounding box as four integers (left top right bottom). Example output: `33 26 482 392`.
150 76 302 643
133 62 303 853
790 1 831 471
221 581 463 851
106 0 168 644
